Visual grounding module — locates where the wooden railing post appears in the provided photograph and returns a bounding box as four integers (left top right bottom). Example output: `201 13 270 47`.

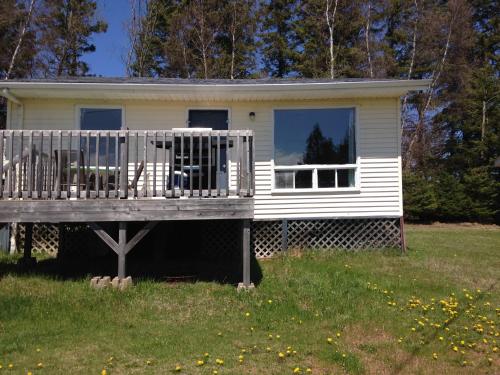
120 132 129 199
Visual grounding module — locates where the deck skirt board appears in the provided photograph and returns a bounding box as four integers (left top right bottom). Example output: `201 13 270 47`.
0 198 254 222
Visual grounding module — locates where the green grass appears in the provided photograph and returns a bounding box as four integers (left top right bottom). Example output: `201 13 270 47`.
0 224 499 374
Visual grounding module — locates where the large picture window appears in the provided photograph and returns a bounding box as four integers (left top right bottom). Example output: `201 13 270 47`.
274 108 356 190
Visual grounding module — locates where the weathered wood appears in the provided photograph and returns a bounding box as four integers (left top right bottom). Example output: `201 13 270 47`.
56 131 62 198
120 132 128 198
242 219 251 287
0 131 4 198
89 223 119 253
0 198 254 223
118 221 126 278
124 221 158 254
23 222 33 260
104 132 110 198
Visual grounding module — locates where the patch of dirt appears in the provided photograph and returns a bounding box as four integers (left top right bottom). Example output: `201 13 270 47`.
343 325 495 375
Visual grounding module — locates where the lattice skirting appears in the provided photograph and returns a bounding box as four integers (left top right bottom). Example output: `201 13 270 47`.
13 218 402 259
15 223 60 256
252 218 402 258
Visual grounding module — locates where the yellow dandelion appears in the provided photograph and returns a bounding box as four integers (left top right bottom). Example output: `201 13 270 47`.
245 312 251 317
196 360 204 366
327 337 333 344
432 353 438 360
492 347 498 353
8 364 13 369
36 348 41 353
146 360 152 365
452 346 458 352
439 336 444 341
342 353 346 358
217 332 223 337
268 299 273 304
336 332 341 338
27 372 32 375
215 358 224 366
278 352 285 359
293 367 301 373
175 364 182 372
276 335 281 339
101 370 107 375
266 347 271 352
213 371 218 375
306 368 312 373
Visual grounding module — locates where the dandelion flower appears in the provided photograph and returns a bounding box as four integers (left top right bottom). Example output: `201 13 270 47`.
8 364 13 369
327 337 333 344
432 353 438 360
452 346 458 352
146 360 152 365
245 312 251 317
266 347 271 352
293 367 301 373
215 358 224 366
101 370 107 375
196 360 204 366
306 368 312 373
268 299 273 304
276 335 281 339
336 332 341 338
278 352 285 359
342 354 346 358
175 364 182 372
36 348 41 353
213 370 218 375
204 352 210 358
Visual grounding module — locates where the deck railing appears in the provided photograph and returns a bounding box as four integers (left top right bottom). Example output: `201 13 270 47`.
0 129 254 200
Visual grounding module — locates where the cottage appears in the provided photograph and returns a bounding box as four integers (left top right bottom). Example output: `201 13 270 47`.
0 78 429 286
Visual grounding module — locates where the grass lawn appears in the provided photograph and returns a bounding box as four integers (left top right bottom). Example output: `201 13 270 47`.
0 224 499 374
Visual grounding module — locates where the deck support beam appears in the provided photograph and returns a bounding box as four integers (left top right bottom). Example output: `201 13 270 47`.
238 219 254 290
90 221 158 278
18 223 36 267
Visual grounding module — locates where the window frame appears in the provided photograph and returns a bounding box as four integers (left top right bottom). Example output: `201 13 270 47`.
75 104 125 130
271 105 360 194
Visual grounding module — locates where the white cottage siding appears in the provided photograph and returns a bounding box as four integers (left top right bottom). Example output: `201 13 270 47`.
11 96 402 220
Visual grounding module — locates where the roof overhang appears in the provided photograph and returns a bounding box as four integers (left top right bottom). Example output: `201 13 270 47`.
0 79 431 102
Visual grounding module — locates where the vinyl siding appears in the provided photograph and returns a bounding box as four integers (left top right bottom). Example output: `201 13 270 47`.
11 97 402 219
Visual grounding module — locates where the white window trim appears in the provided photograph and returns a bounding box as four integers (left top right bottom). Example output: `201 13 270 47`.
75 104 125 130
271 106 360 194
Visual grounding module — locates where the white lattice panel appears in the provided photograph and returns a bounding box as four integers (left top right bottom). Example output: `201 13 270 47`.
17 224 59 256
252 219 401 258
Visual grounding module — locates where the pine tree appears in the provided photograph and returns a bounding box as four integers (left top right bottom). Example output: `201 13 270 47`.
259 0 298 77
37 0 108 77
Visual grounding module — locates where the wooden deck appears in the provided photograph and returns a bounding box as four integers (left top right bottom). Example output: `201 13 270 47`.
1 129 255 283
0 198 253 223
0 129 255 223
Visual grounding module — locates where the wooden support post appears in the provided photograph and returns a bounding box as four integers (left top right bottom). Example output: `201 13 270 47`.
19 222 36 267
118 222 127 279
281 219 288 252
238 219 254 291
90 221 158 278
23 223 33 260
400 216 407 253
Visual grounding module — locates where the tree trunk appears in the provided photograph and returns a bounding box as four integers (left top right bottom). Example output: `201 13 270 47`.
325 0 338 79
5 0 37 80
365 2 373 78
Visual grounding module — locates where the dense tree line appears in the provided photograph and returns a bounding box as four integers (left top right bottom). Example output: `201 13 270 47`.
1 0 498 222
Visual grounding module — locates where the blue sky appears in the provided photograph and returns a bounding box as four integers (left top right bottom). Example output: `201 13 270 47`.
83 0 131 77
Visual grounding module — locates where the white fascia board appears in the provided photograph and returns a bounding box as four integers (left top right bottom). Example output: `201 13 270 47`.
0 79 431 101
